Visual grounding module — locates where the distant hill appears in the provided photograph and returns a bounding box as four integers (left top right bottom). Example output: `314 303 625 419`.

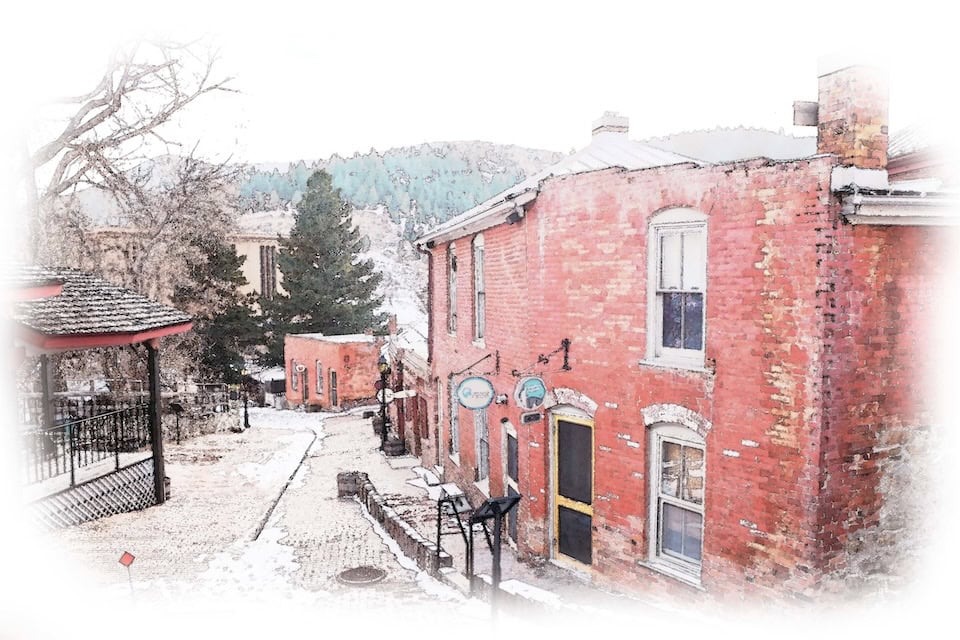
238 142 566 240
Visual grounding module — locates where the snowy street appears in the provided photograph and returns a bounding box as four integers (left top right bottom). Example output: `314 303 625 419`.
4 408 499 639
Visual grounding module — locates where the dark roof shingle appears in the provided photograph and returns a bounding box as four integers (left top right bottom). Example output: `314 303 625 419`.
12 266 191 336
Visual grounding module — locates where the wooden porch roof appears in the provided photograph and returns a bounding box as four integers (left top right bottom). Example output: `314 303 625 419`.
9 266 193 352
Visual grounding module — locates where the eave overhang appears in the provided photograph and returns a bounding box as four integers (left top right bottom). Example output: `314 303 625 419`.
415 189 539 248
16 321 194 354
841 193 960 226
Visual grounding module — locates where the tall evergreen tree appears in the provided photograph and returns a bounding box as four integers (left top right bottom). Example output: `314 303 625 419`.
173 238 260 382
261 170 385 364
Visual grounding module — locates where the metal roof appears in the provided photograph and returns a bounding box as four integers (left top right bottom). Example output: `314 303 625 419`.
888 125 932 159
416 129 698 246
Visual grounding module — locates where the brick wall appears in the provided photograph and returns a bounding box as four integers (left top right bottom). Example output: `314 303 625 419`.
284 335 382 409
816 224 953 585
429 156 846 599
817 65 888 169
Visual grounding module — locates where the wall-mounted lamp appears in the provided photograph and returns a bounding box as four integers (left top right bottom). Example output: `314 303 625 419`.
506 204 524 225
494 394 508 405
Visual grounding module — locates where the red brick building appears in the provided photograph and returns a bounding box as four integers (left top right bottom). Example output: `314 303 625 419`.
283 333 383 410
415 63 958 599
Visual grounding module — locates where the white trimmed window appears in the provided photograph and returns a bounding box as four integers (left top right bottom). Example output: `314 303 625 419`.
290 360 299 391
447 243 457 334
448 377 460 456
648 423 705 581
475 408 489 481
315 361 323 394
646 209 707 368
473 234 485 341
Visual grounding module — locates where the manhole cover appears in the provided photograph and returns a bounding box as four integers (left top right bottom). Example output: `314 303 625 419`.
336 565 386 586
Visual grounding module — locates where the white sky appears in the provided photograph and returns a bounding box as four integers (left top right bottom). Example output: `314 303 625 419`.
4 0 955 165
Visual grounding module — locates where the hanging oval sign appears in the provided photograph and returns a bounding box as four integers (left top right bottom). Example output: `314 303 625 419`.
514 376 547 411
456 376 495 410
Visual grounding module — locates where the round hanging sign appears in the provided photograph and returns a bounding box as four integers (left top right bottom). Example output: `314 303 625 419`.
514 376 547 411
456 376 495 410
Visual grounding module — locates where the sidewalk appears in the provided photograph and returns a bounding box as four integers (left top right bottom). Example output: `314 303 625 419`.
329 410 675 620
37 406 677 623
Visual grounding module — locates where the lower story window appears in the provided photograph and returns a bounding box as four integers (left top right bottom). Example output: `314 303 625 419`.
649 424 705 578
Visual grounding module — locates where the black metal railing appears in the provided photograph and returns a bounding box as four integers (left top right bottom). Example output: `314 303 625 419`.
22 404 151 486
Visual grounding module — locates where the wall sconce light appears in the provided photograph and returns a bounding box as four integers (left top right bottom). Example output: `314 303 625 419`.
494 394 508 405
506 204 524 225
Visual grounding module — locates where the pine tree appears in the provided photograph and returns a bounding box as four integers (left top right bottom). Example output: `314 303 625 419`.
172 238 260 382
261 170 385 364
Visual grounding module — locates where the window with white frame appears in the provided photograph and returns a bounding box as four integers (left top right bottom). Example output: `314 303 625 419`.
448 377 460 456
315 361 323 394
447 243 457 334
647 209 707 367
475 408 489 481
648 423 705 580
290 360 299 391
473 234 485 341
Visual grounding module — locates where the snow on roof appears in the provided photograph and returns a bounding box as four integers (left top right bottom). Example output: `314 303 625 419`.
416 126 697 246
13 266 192 337
235 209 295 237
888 125 933 158
250 366 285 382
291 332 377 344
392 322 428 361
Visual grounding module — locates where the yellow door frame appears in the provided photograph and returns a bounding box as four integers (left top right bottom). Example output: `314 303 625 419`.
551 412 595 562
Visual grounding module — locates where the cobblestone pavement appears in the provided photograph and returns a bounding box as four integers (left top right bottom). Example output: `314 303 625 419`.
39 408 480 619
29 407 694 624
5 406 941 640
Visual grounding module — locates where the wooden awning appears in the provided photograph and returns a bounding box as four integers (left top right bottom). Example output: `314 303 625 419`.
9 266 193 354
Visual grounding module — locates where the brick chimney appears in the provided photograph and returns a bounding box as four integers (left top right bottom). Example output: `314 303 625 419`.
388 314 398 337
592 111 629 136
816 62 889 169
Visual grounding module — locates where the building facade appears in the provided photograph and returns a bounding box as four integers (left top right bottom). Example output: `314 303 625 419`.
283 333 383 410
416 63 958 599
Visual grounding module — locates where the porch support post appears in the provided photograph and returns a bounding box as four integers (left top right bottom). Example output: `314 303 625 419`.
146 339 166 504
39 354 55 430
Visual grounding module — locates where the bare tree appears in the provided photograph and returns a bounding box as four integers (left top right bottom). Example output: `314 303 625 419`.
25 39 234 260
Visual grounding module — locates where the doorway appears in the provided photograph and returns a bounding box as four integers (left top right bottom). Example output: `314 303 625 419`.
552 413 594 565
329 369 338 407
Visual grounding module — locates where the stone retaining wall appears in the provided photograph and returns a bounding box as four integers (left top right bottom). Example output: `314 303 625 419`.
161 410 242 443
338 471 452 574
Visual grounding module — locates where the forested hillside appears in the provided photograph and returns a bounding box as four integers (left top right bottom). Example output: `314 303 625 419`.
239 142 564 239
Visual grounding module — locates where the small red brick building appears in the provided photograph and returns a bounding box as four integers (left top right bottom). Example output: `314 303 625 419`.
283 333 383 410
415 62 958 600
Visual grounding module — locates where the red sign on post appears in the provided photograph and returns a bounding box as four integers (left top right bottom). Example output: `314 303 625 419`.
119 551 135 567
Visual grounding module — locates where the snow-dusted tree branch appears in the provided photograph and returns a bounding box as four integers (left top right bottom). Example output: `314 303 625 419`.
26 39 235 259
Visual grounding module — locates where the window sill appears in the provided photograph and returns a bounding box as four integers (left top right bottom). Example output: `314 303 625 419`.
638 358 711 374
472 338 486 349
474 477 490 497
636 559 704 590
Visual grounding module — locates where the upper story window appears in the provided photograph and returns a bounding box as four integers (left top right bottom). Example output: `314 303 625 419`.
646 208 707 369
473 234 485 341
448 376 460 457
648 423 705 581
447 243 457 334
260 245 277 300
475 407 489 481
